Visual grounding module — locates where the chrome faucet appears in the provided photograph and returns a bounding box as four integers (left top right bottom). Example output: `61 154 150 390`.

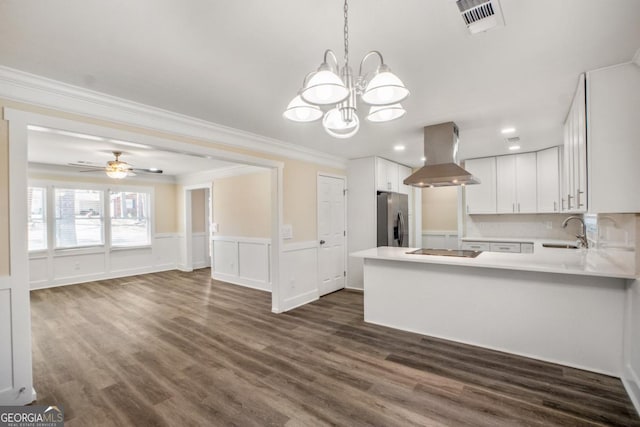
562 216 589 248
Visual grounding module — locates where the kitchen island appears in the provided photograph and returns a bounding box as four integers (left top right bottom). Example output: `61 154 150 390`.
351 244 637 376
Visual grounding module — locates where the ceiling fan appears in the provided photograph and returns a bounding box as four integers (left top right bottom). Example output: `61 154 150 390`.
68 151 163 179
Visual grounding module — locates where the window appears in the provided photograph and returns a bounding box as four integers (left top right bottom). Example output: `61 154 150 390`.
110 191 151 247
54 188 104 248
28 187 47 251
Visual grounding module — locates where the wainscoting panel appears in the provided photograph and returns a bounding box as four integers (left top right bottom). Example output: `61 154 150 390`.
212 236 271 291
238 242 269 282
30 234 179 289
110 247 154 275
53 252 106 282
154 233 179 270
212 240 238 276
191 232 210 270
28 257 48 288
281 241 319 312
211 236 271 292
0 288 12 394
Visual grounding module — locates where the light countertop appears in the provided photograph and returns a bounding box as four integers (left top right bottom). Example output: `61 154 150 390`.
351 243 637 280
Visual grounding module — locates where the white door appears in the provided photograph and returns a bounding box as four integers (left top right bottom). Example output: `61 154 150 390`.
317 175 346 296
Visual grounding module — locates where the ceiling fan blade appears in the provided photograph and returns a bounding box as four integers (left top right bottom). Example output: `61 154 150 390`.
78 169 105 173
132 168 163 174
68 163 102 169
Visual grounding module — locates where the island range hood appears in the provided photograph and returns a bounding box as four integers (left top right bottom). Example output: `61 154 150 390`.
403 122 480 187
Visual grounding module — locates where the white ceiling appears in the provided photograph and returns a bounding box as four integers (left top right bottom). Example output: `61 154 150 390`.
2 0 639 167
27 128 239 176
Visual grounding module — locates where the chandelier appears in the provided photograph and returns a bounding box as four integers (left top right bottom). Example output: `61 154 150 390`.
283 0 409 138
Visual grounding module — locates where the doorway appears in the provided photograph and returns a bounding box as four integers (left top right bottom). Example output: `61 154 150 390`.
317 174 347 296
184 186 211 271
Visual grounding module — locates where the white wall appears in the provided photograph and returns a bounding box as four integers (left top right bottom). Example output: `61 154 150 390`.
624 278 640 413
622 214 640 414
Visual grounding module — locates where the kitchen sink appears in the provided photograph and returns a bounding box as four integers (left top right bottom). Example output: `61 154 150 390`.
542 243 580 249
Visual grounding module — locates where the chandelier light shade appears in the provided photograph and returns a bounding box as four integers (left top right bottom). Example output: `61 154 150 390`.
366 103 406 122
301 67 349 105
323 107 360 139
361 66 410 106
283 95 323 122
283 0 409 138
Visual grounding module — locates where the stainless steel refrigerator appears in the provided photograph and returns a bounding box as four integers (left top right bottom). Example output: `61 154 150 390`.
377 192 409 247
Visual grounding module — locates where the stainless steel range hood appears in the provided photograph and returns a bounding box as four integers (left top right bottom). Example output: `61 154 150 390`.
403 122 480 187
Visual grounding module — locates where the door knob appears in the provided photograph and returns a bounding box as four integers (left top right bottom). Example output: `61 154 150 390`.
319 240 326 245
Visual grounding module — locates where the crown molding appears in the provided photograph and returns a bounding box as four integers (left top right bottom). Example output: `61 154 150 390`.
0 66 346 169
176 165 267 186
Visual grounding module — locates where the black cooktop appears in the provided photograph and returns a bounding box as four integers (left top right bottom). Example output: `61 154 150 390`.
406 248 482 258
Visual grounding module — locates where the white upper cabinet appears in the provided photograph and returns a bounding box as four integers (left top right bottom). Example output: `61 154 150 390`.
562 74 587 213
515 152 537 213
398 164 412 195
376 157 399 193
537 146 561 213
464 157 496 214
496 155 517 213
587 63 640 213
496 152 537 214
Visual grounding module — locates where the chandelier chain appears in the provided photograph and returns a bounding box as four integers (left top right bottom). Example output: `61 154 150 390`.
343 0 349 68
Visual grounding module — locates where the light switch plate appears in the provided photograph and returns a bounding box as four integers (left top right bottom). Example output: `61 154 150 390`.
211 222 219 233
282 224 293 239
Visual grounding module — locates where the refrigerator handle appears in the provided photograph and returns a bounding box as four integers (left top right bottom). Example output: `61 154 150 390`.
398 211 406 247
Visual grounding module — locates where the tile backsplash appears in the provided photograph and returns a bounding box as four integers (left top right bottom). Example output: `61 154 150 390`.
464 214 583 240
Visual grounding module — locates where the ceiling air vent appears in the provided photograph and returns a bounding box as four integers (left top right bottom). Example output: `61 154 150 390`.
456 0 505 34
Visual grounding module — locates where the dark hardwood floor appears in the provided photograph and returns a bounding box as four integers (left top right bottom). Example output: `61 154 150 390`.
31 268 639 426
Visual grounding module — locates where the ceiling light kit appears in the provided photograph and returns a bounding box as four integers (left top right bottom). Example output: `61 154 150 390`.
283 0 409 138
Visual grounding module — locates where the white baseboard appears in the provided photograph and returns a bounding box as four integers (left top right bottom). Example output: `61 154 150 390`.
212 272 271 292
282 289 319 312
29 264 176 290
623 364 640 415
345 286 364 292
192 261 211 269
176 264 193 272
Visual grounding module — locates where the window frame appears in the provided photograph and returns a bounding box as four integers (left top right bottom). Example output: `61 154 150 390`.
108 187 153 249
27 185 48 253
28 180 154 254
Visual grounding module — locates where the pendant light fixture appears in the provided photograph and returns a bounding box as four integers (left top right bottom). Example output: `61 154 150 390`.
283 0 409 138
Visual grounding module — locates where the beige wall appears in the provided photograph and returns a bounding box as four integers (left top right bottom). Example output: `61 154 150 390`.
213 171 271 238
283 160 343 242
422 186 458 231
190 188 207 233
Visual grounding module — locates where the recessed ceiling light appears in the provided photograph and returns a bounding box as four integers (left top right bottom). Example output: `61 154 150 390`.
148 167 160 172
508 145 521 151
501 127 516 134
394 145 405 151
420 156 426 162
